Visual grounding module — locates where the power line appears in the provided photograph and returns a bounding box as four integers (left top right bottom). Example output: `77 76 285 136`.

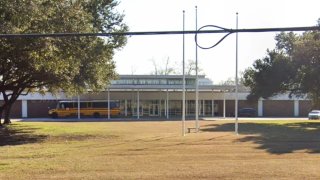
195 25 320 49
0 26 319 38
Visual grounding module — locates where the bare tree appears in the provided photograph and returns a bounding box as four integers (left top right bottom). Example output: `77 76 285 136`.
219 72 245 86
184 59 205 75
150 58 205 76
150 57 177 75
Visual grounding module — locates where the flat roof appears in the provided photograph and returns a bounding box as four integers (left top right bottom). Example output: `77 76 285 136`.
118 74 206 79
108 75 248 92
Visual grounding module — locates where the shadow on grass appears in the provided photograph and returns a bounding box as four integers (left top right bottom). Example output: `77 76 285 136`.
201 122 320 154
0 124 47 146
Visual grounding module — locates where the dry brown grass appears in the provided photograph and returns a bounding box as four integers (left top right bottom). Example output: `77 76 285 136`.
1 120 320 179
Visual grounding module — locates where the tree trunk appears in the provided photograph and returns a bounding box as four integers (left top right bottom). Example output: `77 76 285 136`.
3 105 12 125
1 88 24 125
0 107 3 126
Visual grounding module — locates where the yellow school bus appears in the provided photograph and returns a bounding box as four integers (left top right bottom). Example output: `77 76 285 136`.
48 100 120 118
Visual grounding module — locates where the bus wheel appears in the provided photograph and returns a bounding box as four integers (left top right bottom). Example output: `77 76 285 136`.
51 112 58 118
93 112 100 118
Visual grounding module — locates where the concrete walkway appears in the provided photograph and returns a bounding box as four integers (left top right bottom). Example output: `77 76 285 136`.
11 117 309 122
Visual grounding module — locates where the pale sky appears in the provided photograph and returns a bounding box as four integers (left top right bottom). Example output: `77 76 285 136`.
114 0 320 83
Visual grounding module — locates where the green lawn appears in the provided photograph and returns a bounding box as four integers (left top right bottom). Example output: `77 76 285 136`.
1 120 320 179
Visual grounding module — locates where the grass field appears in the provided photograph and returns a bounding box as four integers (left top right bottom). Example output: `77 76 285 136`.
1 119 320 179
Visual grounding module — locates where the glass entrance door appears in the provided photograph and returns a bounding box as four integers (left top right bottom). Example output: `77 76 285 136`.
149 103 159 116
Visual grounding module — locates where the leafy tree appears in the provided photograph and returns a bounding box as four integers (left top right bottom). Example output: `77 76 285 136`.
0 0 128 125
243 50 295 100
243 19 320 108
290 29 320 107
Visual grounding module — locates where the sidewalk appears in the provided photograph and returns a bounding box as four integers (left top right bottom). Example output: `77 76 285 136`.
11 116 309 122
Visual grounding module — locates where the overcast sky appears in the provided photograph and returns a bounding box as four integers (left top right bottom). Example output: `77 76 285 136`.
114 0 320 83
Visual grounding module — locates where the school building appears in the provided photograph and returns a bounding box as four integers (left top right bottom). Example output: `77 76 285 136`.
3 75 312 118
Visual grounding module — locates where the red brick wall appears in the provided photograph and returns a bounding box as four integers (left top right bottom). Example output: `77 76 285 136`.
239 100 258 114
219 100 258 117
238 100 258 109
299 100 312 117
226 100 235 117
28 100 59 118
214 100 258 117
263 100 294 117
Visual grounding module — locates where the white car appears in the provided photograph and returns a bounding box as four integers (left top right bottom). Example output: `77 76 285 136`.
308 110 320 120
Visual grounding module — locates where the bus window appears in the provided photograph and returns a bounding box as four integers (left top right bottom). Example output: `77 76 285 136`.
80 102 88 108
92 102 108 108
65 102 74 108
59 102 74 109
110 102 120 109
110 102 116 109
49 100 121 118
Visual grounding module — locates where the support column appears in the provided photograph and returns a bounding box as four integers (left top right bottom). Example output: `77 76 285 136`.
22 100 28 118
77 95 80 119
258 99 263 117
223 92 226 118
294 100 299 117
211 89 215 117
141 101 144 116
159 99 161 117
137 89 140 119
211 100 214 117
198 100 201 116
164 98 167 117
166 89 169 119
125 99 128 116
203 100 206 116
108 89 110 120
186 100 188 116
131 89 134 118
